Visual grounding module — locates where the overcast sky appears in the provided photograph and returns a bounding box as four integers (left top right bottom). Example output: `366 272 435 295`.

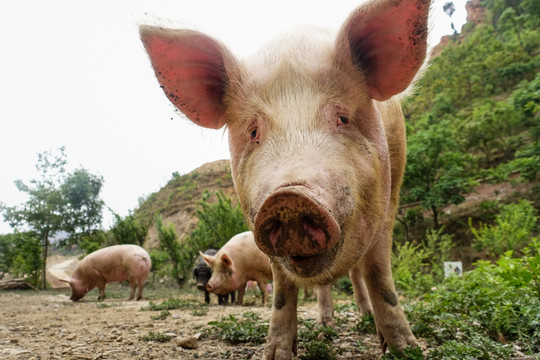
0 0 467 234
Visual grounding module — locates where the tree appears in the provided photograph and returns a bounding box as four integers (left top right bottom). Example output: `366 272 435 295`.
61 168 104 238
109 213 149 246
402 121 473 229
0 234 16 279
155 214 183 287
156 191 248 287
1 147 105 289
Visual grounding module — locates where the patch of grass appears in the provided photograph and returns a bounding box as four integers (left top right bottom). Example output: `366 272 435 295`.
139 331 174 343
381 346 424 360
353 313 376 334
298 318 339 360
205 311 268 344
151 310 170 320
406 238 540 358
141 297 204 311
191 308 209 316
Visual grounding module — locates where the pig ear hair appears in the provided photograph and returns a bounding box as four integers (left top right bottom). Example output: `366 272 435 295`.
58 278 73 286
140 26 239 129
336 0 430 101
221 254 233 268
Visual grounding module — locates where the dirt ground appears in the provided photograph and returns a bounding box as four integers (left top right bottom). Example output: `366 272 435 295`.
0 286 385 360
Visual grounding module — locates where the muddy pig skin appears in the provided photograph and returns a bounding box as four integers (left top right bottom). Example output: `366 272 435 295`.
193 249 236 305
201 231 272 305
61 244 151 301
140 0 430 357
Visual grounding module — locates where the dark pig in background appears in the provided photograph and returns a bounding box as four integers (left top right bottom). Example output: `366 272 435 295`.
193 249 236 305
200 231 272 305
60 244 151 301
140 0 430 357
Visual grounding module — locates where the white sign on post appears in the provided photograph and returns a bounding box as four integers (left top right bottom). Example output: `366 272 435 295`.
444 261 463 278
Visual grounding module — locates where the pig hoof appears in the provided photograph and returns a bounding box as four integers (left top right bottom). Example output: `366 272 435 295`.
263 339 297 360
379 332 419 354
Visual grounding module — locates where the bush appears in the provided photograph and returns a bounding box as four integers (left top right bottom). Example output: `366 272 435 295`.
206 312 268 344
471 200 538 256
392 228 454 297
407 237 540 357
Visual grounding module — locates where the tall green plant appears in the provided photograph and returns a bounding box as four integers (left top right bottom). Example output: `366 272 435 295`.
156 191 248 287
470 200 538 256
109 213 149 247
155 215 183 287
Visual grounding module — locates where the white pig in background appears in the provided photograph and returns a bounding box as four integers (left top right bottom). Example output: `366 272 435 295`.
60 244 151 301
201 231 272 305
140 0 430 358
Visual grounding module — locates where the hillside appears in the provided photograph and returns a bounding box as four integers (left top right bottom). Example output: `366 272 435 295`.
134 159 236 248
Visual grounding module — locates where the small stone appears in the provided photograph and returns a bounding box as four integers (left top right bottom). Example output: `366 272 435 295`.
175 336 198 349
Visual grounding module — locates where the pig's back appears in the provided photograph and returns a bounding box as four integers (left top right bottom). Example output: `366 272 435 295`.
223 231 271 275
82 245 151 281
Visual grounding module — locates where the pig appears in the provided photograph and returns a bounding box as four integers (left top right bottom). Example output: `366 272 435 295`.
60 244 151 301
140 0 430 357
200 231 272 305
193 248 236 305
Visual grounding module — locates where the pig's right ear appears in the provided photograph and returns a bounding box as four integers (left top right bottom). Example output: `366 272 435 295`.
140 26 240 129
220 254 233 268
200 251 215 267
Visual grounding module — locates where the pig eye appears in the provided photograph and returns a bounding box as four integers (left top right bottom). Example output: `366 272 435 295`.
337 115 349 126
249 127 260 142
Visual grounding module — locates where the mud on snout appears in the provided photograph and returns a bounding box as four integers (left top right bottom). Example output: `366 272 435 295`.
254 186 342 278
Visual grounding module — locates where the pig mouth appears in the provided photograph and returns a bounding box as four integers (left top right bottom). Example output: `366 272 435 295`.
254 186 342 276
282 241 342 278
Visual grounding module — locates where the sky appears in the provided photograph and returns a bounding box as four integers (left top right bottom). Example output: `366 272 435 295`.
0 0 468 234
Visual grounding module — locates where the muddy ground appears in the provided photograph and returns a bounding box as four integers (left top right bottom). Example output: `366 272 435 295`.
0 286 387 360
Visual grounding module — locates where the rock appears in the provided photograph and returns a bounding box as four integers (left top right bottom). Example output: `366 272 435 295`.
175 336 198 349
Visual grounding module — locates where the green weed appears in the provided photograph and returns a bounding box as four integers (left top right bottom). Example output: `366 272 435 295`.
151 310 170 320
206 311 268 344
138 331 174 343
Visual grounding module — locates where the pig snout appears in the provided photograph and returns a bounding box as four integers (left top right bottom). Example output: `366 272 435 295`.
254 186 340 259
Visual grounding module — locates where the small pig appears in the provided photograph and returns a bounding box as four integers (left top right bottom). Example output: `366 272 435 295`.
60 244 151 301
193 249 236 305
200 231 272 305
140 0 429 357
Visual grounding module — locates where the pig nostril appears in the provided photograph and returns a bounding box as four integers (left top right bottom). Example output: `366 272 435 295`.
206 284 213 292
265 219 282 247
302 217 327 250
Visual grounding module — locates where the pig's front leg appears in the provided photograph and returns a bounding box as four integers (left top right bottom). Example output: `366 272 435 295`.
363 233 417 353
235 282 246 305
317 285 334 326
255 279 268 305
263 264 299 360
349 262 373 314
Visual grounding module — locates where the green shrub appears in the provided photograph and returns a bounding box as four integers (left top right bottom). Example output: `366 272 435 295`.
407 237 540 356
139 331 174 343
142 297 203 311
298 318 339 360
471 200 538 256
206 312 268 344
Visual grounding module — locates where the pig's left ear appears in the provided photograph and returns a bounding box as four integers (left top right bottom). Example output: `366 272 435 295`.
335 0 430 101
201 252 215 267
221 254 233 268
140 26 240 129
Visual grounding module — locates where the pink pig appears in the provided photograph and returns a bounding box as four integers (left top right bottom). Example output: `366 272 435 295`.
140 0 430 357
201 231 272 305
60 244 151 301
